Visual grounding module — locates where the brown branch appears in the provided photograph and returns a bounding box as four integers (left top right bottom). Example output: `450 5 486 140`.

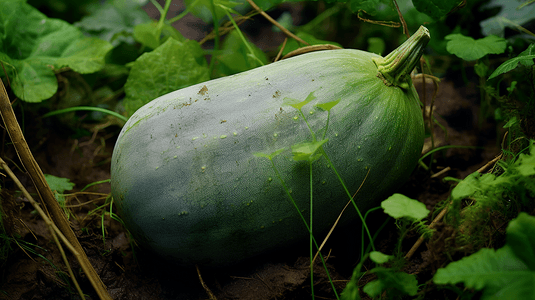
274 37 288 62
281 44 342 60
0 78 112 300
392 0 409 37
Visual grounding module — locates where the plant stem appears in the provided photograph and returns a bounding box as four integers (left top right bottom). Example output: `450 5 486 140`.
309 162 315 299
320 149 376 251
373 25 430 89
156 0 173 37
167 0 202 24
42 106 128 122
208 0 221 76
223 8 264 66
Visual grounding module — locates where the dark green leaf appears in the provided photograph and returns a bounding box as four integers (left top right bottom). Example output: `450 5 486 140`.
123 38 209 116
434 246 529 289
216 30 268 76
75 0 151 45
184 0 244 24
488 51 535 80
364 267 418 297
507 213 535 270
0 0 112 102
412 0 463 19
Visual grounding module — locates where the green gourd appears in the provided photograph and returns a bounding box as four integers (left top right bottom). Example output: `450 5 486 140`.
111 26 430 266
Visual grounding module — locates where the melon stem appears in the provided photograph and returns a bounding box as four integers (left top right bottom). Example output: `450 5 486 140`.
373 25 430 89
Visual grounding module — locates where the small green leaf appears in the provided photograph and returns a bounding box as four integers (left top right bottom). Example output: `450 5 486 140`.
381 193 429 221
503 116 519 129
283 92 316 111
369 251 393 264
291 139 328 162
123 38 209 115
44 174 76 194
445 34 507 61
315 99 341 112
253 148 286 160
474 62 488 77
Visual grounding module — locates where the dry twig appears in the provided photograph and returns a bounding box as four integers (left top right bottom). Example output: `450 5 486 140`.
0 78 112 299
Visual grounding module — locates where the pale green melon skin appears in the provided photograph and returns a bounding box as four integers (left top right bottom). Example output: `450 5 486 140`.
111 49 424 266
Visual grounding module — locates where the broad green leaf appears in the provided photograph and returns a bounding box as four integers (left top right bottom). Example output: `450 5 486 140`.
292 139 328 161
488 48 535 80
279 32 342 57
44 174 75 194
369 251 392 264
445 34 507 61
480 0 535 37
315 99 341 112
283 92 316 110
216 30 268 76
412 0 463 19
381 193 429 221
507 213 535 270
515 144 535 176
433 245 534 299
75 0 150 45
0 0 113 102
123 38 209 116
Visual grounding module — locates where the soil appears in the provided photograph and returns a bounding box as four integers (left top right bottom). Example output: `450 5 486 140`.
0 2 508 300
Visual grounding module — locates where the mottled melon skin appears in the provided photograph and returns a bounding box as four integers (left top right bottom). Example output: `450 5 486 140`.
111 49 424 266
